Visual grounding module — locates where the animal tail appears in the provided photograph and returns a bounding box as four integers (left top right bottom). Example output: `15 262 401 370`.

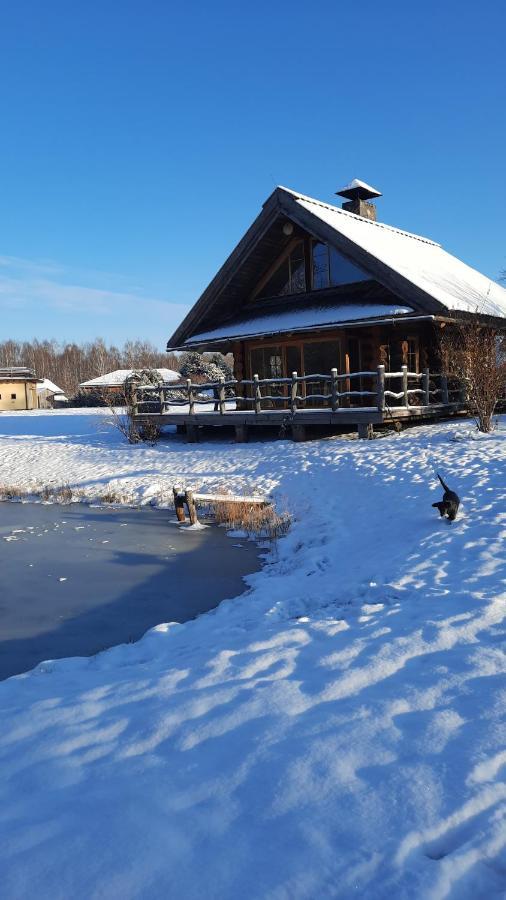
437 472 450 493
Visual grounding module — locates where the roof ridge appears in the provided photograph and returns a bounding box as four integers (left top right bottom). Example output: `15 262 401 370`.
277 185 441 248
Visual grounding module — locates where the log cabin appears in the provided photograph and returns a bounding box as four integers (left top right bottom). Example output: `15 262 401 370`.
161 180 506 440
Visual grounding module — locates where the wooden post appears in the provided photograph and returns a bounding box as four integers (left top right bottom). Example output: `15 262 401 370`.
422 368 430 406
357 423 369 439
235 424 248 443
441 374 449 405
291 372 298 415
218 378 226 415
185 490 199 526
459 381 467 404
187 378 195 416
159 386 164 415
253 374 261 415
173 487 186 523
186 423 199 443
376 365 385 412
331 368 339 412
402 365 409 407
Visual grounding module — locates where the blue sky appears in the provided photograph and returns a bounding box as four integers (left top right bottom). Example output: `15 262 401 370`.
0 0 504 347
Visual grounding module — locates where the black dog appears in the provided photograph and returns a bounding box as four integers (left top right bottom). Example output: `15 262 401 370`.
432 473 460 521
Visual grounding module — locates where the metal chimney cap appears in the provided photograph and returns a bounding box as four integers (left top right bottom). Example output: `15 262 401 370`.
336 179 382 201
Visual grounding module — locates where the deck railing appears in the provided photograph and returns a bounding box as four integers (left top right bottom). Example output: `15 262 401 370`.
133 365 464 417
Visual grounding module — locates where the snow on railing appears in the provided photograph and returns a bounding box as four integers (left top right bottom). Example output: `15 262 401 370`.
133 365 464 417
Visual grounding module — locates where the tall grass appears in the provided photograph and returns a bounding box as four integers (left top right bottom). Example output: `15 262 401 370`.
210 494 291 540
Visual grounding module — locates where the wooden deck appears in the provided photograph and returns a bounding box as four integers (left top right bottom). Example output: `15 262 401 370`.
132 366 466 441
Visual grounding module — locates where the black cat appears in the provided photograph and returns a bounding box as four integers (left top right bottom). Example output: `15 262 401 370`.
432 473 460 521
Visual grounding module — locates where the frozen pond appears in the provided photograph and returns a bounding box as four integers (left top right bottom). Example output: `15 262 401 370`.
0 502 261 680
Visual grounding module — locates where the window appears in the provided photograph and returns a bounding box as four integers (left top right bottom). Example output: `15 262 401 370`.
250 346 283 380
407 338 419 373
256 243 306 299
254 239 369 301
303 340 341 375
312 242 329 290
11 393 16 400
312 241 369 290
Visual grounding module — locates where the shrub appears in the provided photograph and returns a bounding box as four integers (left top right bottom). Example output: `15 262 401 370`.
440 319 506 433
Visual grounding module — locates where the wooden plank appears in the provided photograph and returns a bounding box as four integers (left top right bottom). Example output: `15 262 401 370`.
194 493 267 504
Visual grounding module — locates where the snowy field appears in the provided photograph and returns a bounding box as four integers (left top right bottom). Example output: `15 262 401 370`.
0 409 505 900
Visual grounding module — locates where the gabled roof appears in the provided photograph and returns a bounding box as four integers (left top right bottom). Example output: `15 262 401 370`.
168 186 506 348
37 378 66 396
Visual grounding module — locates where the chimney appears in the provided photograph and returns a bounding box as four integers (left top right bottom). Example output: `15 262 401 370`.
336 179 382 221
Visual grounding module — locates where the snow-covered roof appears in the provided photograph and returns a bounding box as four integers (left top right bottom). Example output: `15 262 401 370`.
282 187 506 318
37 378 65 396
80 368 180 388
0 367 41 382
187 303 413 344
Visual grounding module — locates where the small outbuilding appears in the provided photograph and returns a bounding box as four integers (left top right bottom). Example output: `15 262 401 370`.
0 367 42 411
36 379 68 409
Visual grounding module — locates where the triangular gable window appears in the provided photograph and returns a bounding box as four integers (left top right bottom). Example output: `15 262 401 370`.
312 241 369 289
254 239 370 300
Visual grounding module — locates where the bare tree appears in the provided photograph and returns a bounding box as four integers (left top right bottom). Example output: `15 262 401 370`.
440 319 506 432
0 338 181 398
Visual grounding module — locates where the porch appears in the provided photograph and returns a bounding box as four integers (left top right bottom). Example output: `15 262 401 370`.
133 366 465 441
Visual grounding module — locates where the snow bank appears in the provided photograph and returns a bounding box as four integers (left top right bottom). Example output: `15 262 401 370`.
0 410 505 899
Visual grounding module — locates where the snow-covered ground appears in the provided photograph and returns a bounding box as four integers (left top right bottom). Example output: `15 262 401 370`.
0 409 505 899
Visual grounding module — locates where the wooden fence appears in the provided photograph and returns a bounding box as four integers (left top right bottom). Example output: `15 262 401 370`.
132 366 464 417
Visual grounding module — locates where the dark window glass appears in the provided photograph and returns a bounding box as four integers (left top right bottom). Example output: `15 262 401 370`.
11 393 16 399
329 246 369 286
289 244 305 294
250 346 283 380
312 242 329 290
286 345 302 376
250 345 284 403
311 241 369 290
407 338 419 373
256 243 306 299
302 341 341 407
257 258 290 299
303 341 341 375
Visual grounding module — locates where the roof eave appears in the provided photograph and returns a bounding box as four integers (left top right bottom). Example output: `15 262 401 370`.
173 313 443 350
